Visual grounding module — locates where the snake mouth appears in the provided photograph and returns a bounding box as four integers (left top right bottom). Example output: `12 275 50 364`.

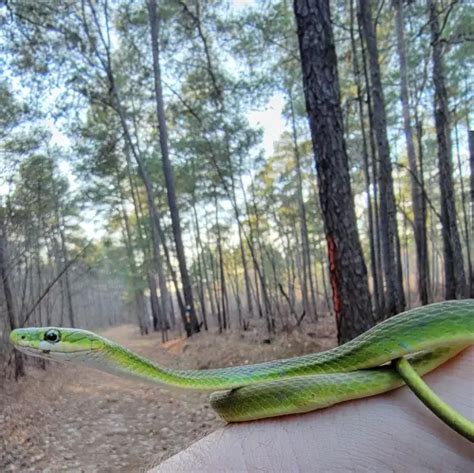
16 346 97 356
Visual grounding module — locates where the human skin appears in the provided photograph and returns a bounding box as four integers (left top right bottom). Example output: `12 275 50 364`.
153 347 473 472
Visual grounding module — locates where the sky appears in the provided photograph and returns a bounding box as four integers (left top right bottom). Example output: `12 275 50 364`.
46 92 287 240
248 95 286 156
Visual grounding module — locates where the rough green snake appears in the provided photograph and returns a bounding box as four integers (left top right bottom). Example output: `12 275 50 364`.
10 299 474 440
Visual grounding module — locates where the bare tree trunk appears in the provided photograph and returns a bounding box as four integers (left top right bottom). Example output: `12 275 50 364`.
214 192 229 330
209 244 222 333
115 169 151 335
294 0 375 342
192 210 208 331
189 161 209 331
414 112 431 300
0 208 24 378
125 150 175 329
401 190 412 307
469 129 474 296
454 122 473 297
285 232 297 309
349 0 379 314
358 13 384 312
429 0 467 299
231 251 243 328
250 182 275 334
147 0 199 335
394 0 430 305
288 87 318 320
358 0 405 315
470 129 474 232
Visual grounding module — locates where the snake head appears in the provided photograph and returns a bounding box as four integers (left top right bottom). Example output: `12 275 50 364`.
10 327 103 362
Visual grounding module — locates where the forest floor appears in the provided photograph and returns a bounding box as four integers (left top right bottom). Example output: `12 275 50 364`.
1 316 336 472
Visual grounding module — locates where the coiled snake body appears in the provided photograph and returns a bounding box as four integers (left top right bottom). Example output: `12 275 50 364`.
10 300 474 440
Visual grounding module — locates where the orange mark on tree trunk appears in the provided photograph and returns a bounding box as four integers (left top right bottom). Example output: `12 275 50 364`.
326 234 341 325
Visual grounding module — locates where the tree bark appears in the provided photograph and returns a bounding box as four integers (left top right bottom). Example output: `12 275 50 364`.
294 0 375 342
215 195 229 330
349 0 379 314
191 200 209 331
470 130 474 235
358 0 405 316
147 0 199 336
394 0 430 305
469 129 474 296
454 122 473 297
288 87 318 321
358 11 384 312
0 207 24 378
125 149 176 330
115 168 150 335
429 0 467 299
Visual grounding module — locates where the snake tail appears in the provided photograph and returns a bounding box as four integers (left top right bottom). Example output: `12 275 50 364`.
394 357 474 442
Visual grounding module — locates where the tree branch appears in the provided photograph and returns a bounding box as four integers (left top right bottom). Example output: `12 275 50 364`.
21 242 91 327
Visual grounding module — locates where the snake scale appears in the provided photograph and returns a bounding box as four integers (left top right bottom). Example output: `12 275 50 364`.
10 299 474 440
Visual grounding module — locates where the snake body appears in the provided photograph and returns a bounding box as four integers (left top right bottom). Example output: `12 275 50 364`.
10 300 474 429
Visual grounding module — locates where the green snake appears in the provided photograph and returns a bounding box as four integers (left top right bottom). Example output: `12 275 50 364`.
10 299 474 440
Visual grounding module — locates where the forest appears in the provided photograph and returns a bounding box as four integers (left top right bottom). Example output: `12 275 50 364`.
0 0 473 469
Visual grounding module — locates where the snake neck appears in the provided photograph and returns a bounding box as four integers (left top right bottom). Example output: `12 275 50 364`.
78 300 474 391
94 341 187 387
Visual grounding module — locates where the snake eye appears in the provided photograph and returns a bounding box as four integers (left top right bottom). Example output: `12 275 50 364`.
44 329 60 343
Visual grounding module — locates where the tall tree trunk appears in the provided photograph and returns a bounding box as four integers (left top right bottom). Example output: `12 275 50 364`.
230 253 243 328
250 182 275 334
189 160 209 331
191 207 209 331
470 129 474 232
469 129 474 296
429 0 467 299
237 178 274 332
285 232 297 309
214 191 229 330
107 67 186 328
115 169 151 335
51 234 66 326
0 208 24 378
414 112 431 300
59 226 75 327
358 12 384 312
209 244 222 333
125 150 175 329
394 0 430 305
237 218 254 319
294 0 375 342
358 0 405 315
454 122 473 296
349 0 379 314
52 176 76 327
147 0 199 336
288 87 318 320
82 0 183 328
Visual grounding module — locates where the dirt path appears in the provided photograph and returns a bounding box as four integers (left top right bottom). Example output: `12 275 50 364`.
1 319 336 472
